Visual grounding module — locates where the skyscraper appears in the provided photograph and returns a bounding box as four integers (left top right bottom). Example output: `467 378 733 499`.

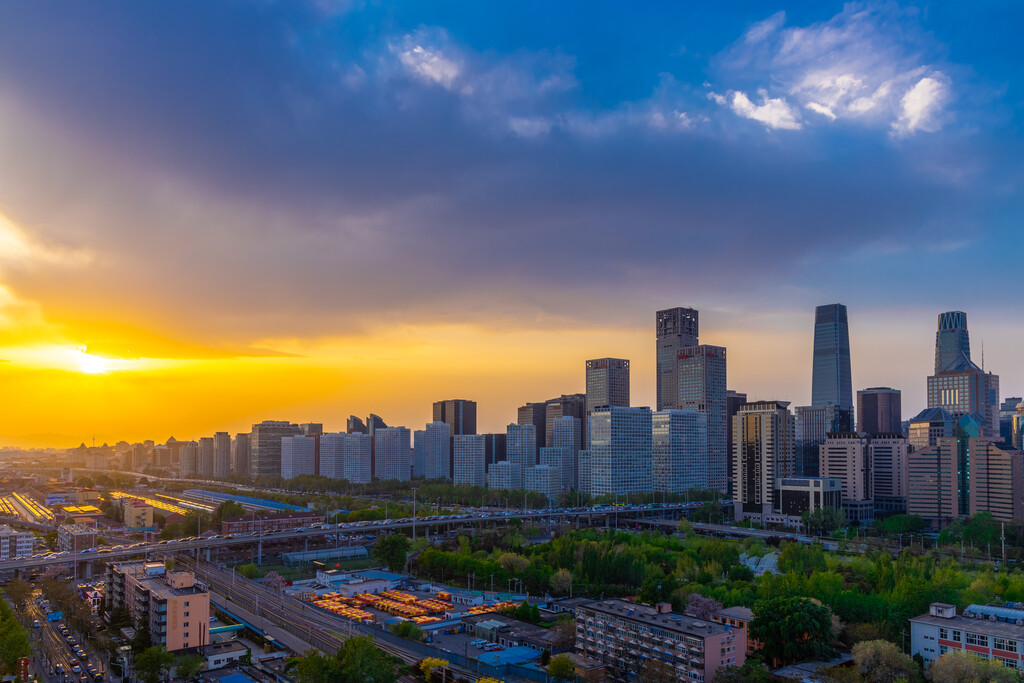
585 358 630 447
588 406 653 496
935 311 970 374
926 352 1000 436
725 390 747 492
819 433 873 524
281 435 316 479
342 432 372 484
423 421 451 480
319 433 345 479
432 399 477 436
250 421 302 479
198 437 215 478
794 403 853 477
453 435 486 487
506 423 537 483
733 401 795 525
517 403 548 450
869 434 908 515
652 410 708 494
373 427 410 482
811 304 853 411
213 432 231 478
232 433 249 477
857 388 902 436
656 307 699 411
675 345 728 493
551 415 582 489
544 394 586 449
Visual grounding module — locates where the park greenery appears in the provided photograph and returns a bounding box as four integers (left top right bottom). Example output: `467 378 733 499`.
294 636 401 683
0 597 31 675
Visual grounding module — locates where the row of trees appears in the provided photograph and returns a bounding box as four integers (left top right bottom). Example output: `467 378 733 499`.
0 597 31 674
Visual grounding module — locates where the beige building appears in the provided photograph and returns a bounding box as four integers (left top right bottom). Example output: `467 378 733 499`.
106 562 210 652
969 439 1023 522
123 500 154 529
58 523 97 552
819 433 873 524
0 525 33 559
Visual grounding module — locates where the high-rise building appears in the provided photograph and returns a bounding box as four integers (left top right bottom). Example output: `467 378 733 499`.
525 465 561 501
907 407 956 451
250 421 302 479
232 433 250 477
794 404 853 477
652 410 708 494
1013 402 1024 451
869 434 909 515
733 401 796 525
934 310 970 375
198 437 215 478
453 435 486 487
213 432 231 478
432 399 477 436
725 390 747 492
539 447 574 491
675 345 729 492
544 394 586 449
907 416 983 527
179 441 198 476
811 303 853 411
857 388 902 436
656 306 699 411
347 416 367 434
577 450 591 495
506 423 537 484
517 403 548 450
342 433 372 484
487 460 522 490
373 427 410 482
1000 397 1023 445
587 406 653 496
483 433 506 467
280 435 317 479
926 355 1000 437
300 423 323 436
422 421 451 480
366 414 388 436
551 415 582 489
585 358 630 448
819 433 873 524
319 433 345 480
969 440 1024 522
412 430 426 479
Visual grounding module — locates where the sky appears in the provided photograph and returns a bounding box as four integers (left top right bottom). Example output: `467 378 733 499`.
0 2 1021 447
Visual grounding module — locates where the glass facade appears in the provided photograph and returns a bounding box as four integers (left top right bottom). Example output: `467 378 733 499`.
811 303 853 411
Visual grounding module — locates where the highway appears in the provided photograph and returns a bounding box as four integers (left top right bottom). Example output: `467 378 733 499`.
0 501 715 573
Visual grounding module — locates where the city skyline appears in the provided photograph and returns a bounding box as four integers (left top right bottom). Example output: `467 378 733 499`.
0 3 1022 446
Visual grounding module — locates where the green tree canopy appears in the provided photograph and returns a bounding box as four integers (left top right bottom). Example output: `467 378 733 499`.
851 640 921 683
548 654 575 681
372 534 412 572
926 649 1017 683
295 637 400 683
751 596 836 666
135 646 174 683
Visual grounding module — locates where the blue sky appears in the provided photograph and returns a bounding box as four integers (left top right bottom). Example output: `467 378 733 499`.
0 1 1020 439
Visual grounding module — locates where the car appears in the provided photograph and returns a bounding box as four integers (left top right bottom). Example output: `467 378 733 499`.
70 664 81 673
81 548 96 554
32 620 39 628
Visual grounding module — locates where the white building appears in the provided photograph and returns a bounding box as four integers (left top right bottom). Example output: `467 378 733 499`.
506 423 537 486
319 433 345 480
453 435 486 487
373 427 411 482
423 421 451 480
819 433 873 524
539 447 573 491
870 434 909 515
280 435 317 479
588 406 653 496
488 460 522 491
412 429 426 479
652 409 708 494
343 432 373 484
911 602 1024 669
577 450 591 495
525 465 561 501
0 525 32 559
552 415 582 489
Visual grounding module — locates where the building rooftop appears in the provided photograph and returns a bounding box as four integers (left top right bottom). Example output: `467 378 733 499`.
714 606 754 621
911 611 1024 638
580 599 731 638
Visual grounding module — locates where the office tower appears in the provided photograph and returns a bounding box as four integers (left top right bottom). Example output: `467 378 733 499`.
483 433 507 467
588 406 653 496
676 345 728 492
198 437 215 478
453 435 486 487
811 304 853 411
343 432 372 484
422 421 451 480
412 430 426 478
999 397 1022 444
213 432 231 478
969 440 1024 522
725 390 747 491
488 460 522 490
652 410 708 494
857 388 902 436
347 416 367 434
551 416 582 489
1014 402 1024 450
319 433 344 479
525 465 561 501
869 434 909 515
907 407 956 451
733 401 796 525
373 427 410 481
934 310 970 374
819 433 873 524
539 447 573 491
280 435 316 479
506 423 537 485
577 450 592 495
366 414 388 436
544 394 586 448
299 423 323 436
655 307 699 411
908 415 983 526
794 404 853 477
250 421 302 479
232 433 250 476
517 403 548 449
585 359 630 448
926 355 1000 436
180 441 198 477
432 399 477 436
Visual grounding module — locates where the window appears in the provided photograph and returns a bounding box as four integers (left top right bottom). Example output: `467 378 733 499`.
939 646 948 655
939 628 948 639
966 633 988 647
994 638 1017 653
952 630 961 642
999 657 1018 669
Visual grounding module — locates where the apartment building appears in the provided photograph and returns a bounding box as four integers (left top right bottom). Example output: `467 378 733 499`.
106 562 210 652
0 525 32 559
911 602 1024 670
58 523 97 552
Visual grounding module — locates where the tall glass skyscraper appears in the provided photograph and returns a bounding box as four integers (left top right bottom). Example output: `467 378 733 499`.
935 311 970 373
655 307 698 411
811 303 853 410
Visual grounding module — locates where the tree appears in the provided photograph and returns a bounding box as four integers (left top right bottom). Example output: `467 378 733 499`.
174 653 205 681
548 654 575 681
751 597 836 667
236 563 259 579
711 661 771 683
264 571 287 592
802 506 845 535
419 657 448 680
135 645 174 683
851 640 921 683
550 568 572 595
677 519 693 536
372 534 412 572
926 650 1017 683
3 579 31 612
638 658 676 683
684 593 723 620
551 616 576 650
295 637 401 683
498 552 530 572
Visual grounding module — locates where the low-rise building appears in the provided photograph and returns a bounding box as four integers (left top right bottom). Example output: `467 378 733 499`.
312 569 401 597
461 614 564 652
220 511 325 534
0 525 32 559
576 599 744 681
106 561 210 652
123 500 154 529
710 606 761 656
58 523 97 552
910 602 1024 669
205 641 249 670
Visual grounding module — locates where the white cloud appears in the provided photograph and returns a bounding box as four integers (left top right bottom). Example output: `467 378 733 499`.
508 116 551 138
805 101 836 120
395 40 463 90
893 75 949 135
744 11 786 44
728 90 802 130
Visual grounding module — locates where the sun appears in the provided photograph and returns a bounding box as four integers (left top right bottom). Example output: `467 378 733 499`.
75 350 112 374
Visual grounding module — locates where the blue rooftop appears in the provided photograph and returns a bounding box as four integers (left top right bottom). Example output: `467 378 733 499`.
184 490 307 512
217 674 257 683
476 646 541 666
358 569 405 581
